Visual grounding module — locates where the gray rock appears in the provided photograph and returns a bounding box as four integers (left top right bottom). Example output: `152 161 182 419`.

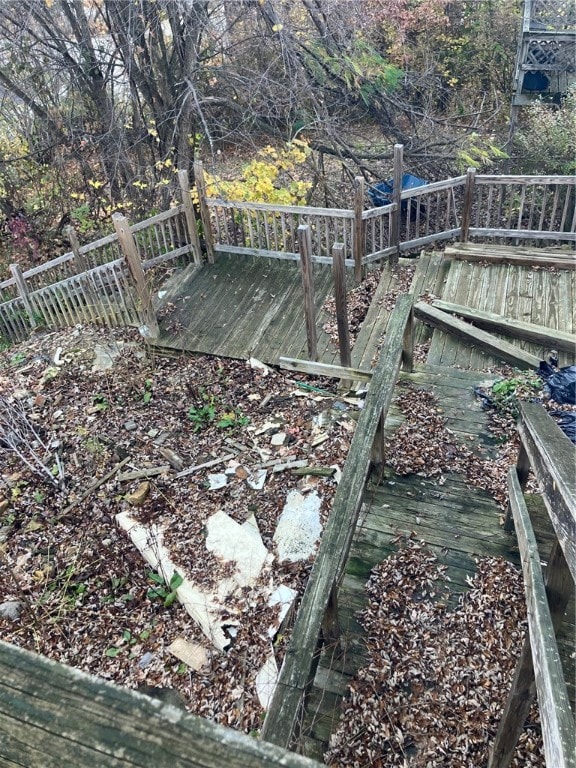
0 600 23 621
138 651 154 669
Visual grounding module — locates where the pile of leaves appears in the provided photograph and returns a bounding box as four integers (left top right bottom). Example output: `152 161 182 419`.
0 324 357 733
384 383 518 508
322 264 416 351
325 545 543 767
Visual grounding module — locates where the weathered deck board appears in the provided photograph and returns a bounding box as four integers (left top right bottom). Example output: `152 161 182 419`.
427 260 576 369
153 254 345 364
349 259 413 370
350 252 448 370
300 362 575 763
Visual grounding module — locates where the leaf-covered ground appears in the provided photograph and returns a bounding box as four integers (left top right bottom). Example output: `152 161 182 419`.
0 325 356 732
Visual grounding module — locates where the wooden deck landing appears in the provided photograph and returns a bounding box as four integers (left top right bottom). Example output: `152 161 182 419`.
300 363 576 762
152 254 348 364
152 251 450 367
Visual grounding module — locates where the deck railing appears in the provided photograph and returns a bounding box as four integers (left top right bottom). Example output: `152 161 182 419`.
0 202 200 342
260 294 415 749
1 146 574 344
199 156 574 269
0 641 322 768
490 402 576 768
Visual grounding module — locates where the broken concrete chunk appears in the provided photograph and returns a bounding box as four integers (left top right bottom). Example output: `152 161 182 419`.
205 510 271 587
241 513 264 544
0 600 23 621
246 468 267 490
92 343 123 372
249 358 271 376
270 432 286 446
273 490 322 563
207 473 228 490
255 650 279 710
267 584 298 639
168 637 209 671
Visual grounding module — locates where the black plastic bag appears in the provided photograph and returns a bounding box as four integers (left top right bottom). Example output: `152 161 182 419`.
550 410 576 443
538 362 576 406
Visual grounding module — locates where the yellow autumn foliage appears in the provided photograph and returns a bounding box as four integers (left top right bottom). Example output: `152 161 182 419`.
197 140 311 206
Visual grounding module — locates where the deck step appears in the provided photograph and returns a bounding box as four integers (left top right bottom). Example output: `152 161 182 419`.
415 301 542 369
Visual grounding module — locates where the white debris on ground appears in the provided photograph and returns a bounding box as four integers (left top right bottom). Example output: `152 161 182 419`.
273 490 322 562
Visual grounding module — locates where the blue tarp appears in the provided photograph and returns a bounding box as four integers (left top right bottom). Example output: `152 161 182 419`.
368 173 428 208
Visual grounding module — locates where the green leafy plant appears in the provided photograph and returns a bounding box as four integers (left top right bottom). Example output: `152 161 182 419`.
91 394 109 412
187 391 217 431
9 351 25 366
217 409 250 429
187 389 249 432
142 378 153 404
490 372 543 419
105 628 149 658
146 570 183 607
102 574 133 605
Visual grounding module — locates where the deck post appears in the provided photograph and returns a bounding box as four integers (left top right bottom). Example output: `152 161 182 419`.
9 263 37 329
460 167 476 243
66 226 88 273
298 225 318 361
178 169 203 265
112 213 159 339
389 143 403 265
352 176 365 283
332 242 351 374
402 302 414 372
193 160 215 264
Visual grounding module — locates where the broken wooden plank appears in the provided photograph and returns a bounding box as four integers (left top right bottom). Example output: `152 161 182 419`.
175 454 235 479
291 466 336 477
117 465 170 482
279 357 372 382
445 243 576 269
414 302 541 369
158 447 185 471
56 456 130 520
432 300 576 354
272 460 308 473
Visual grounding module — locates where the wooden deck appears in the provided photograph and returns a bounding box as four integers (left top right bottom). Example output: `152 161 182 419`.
428 258 576 369
153 254 346 364
151 247 575 763
300 363 576 762
154 247 575 372
153 251 451 367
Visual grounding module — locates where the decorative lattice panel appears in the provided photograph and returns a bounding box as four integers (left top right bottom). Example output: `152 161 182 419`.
530 0 576 31
526 38 576 71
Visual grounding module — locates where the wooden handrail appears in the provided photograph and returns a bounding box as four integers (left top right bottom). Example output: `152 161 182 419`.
507 402 576 579
490 403 576 768
260 294 414 748
0 641 322 768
